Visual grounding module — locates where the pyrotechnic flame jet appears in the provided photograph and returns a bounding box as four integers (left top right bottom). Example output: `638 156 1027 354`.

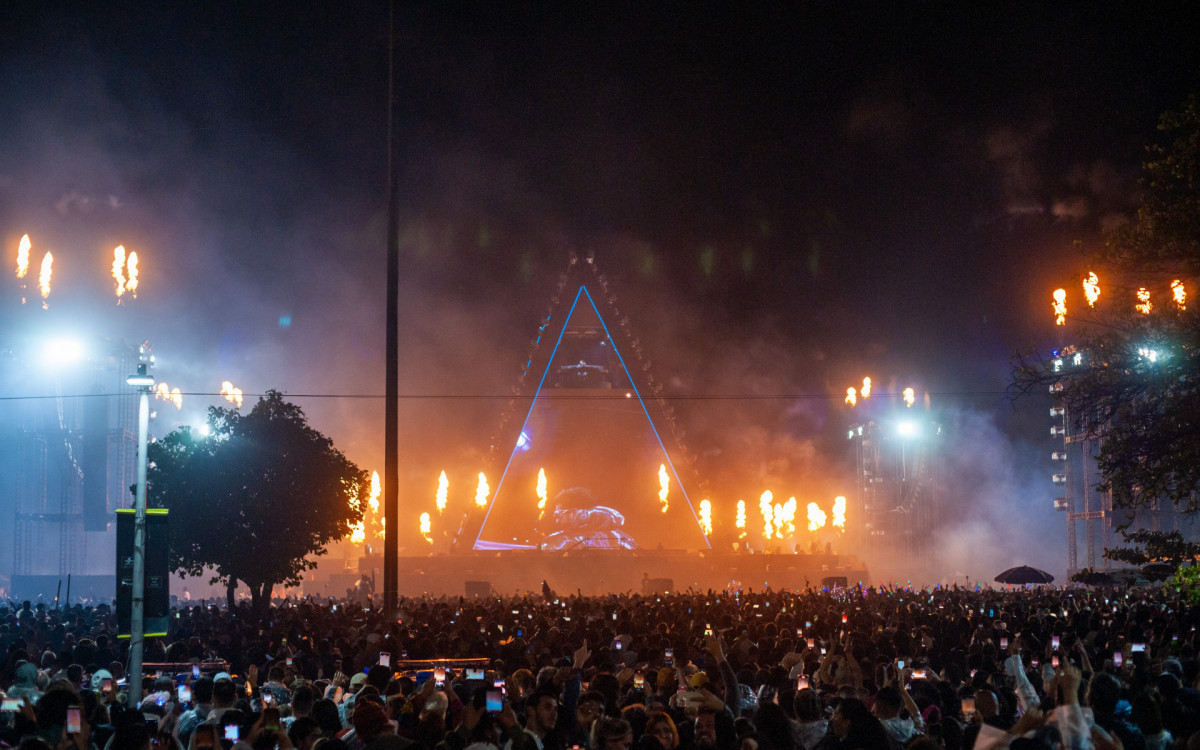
759 491 773 539
861 377 871 398
845 387 857 406
806 502 827 532
536 468 548 519
1136 288 1152 315
699 499 712 536
17 234 30 279
735 500 746 539
155 383 183 409
657 464 669 513
420 512 432 543
126 251 138 297
1053 288 1067 325
832 496 846 528
39 252 53 308
350 520 365 544
1083 272 1100 307
475 473 489 507
777 497 797 537
1172 279 1186 310
436 471 448 514
368 471 381 514
220 381 244 408
903 387 915 408
113 246 127 299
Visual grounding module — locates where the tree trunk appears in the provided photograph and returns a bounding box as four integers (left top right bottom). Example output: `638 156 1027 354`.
226 581 237 610
249 581 273 618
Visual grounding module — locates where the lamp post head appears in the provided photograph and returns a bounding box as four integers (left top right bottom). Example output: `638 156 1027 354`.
127 362 155 388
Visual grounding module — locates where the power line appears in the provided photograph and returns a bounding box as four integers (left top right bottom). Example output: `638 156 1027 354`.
0 390 1013 403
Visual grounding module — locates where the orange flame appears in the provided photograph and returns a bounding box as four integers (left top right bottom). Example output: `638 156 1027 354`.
536 467 548 519
699 499 712 536
475 472 490 508
658 464 670 513
368 470 381 514
420 512 432 543
1172 279 1186 310
1052 288 1067 325
832 496 846 528
349 521 365 544
112 246 127 299
775 496 797 537
806 502 827 531
845 387 857 406
220 381 244 408
903 387 915 408
154 382 183 409
16 234 30 279
436 470 448 514
1136 287 1152 315
861 377 872 398
38 252 53 308
759 491 773 540
126 251 138 297
1083 272 1100 307
735 499 746 539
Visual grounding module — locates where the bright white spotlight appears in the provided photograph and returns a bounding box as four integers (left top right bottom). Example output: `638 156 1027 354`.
897 421 919 437
43 338 84 366
197 423 211 437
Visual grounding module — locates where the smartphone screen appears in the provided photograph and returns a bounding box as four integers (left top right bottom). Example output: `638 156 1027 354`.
102 677 114 692
495 679 506 697
261 691 274 706
664 648 673 665
379 652 390 668
961 697 976 716
1113 651 1123 667
485 689 503 713
466 668 485 680
796 675 809 690
67 707 81 734
2 697 22 711
897 660 905 670
193 665 201 679
224 725 239 742
178 684 192 703
1000 637 1009 649
1052 656 1060 669
1132 643 1146 653
1052 636 1060 650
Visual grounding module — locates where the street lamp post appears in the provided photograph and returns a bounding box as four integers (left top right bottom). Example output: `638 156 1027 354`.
126 362 154 704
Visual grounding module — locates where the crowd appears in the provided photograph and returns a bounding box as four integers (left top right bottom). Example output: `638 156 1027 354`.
3 584 1200 750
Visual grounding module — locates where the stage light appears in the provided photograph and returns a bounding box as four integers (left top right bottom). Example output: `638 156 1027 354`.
1052 473 1066 485
515 431 532 452
1051 426 1066 437
1051 451 1067 461
1050 407 1065 417
197 423 211 437
43 338 84 367
897 421 919 437
1137 347 1159 363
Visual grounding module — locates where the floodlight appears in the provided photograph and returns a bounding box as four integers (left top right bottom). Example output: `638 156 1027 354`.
1052 473 1066 485
43 338 84 366
126 363 155 388
197 423 211 437
1050 406 1065 418
897 421 919 437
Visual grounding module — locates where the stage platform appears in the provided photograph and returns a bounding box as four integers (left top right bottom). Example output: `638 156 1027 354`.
345 550 868 597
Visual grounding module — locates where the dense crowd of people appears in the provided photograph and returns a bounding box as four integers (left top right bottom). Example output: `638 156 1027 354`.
3 585 1200 750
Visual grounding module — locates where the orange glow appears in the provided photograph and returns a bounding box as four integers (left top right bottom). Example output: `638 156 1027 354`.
475 472 490 508
16 234 30 279
1053 288 1067 325
775 496 797 537
759 491 774 539
112 246 127 299
658 464 670 513
1136 287 1152 314
126 251 139 297
220 381 244 408
436 471 448 514
1083 272 1100 307
903 387 915 408
861 377 872 399
420 512 432 543
1172 279 1186 310
155 382 183 410
735 499 746 539
699 499 712 536
845 387 857 406
38 252 53 307
806 501 827 532
349 520 365 544
536 467 548 519
367 470 381 514
832 496 846 528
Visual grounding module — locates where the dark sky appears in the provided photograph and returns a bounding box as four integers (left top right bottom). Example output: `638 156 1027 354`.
2 2 1198 581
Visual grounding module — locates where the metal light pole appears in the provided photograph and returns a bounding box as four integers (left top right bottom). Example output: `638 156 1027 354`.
126 362 154 703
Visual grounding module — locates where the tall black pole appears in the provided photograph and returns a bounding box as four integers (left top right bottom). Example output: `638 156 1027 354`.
383 0 400 614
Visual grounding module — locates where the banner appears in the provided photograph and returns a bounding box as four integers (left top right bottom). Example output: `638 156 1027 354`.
116 508 170 638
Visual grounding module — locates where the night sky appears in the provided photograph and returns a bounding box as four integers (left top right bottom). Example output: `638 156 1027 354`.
3 3 1199 583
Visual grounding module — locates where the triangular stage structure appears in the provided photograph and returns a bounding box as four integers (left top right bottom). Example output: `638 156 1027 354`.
471 258 710 551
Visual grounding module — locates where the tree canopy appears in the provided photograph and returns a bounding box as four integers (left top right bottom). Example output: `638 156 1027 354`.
1013 96 1200 528
145 390 367 610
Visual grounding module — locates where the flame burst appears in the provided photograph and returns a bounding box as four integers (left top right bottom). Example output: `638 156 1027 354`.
832 496 846 528
436 471 448 514
735 500 746 538
903 387 915 408
1172 279 1186 310
1083 272 1100 307
475 473 490 508
759 491 774 540
154 382 183 409
536 468 548 519
698 499 712 536
774 497 797 538
38 252 54 308
1136 288 1152 315
126 251 138 297
1052 288 1067 325
17 234 31 279
657 464 670 513
349 520 365 544
845 387 857 406
807 502 827 531
368 471 381 514
861 377 872 399
113 246 127 299
220 381 244 408
420 512 432 543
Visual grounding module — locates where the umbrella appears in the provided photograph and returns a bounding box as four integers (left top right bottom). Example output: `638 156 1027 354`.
994 565 1055 585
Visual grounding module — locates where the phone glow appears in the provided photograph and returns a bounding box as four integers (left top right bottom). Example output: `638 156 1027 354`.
1052 636 1060 650
67 707 81 734
379 652 390 668
224 725 239 742
1113 652 1123 667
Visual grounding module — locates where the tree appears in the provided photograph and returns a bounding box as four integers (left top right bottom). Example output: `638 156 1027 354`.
146 390 367 613
1102 529 1200 569
1013 98 1200 526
